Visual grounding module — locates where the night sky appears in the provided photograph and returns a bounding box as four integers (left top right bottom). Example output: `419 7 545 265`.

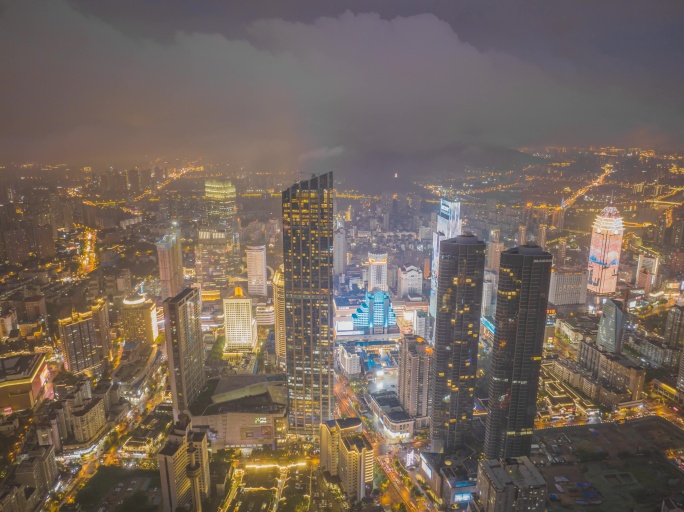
1 0 683 173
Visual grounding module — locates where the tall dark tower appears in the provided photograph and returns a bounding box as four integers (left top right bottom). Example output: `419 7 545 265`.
484 244 552 459
282 172 334 434
164 287 206 422
429 234 486 453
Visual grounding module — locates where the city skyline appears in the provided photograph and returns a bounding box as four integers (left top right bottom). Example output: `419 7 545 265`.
3 3 684 511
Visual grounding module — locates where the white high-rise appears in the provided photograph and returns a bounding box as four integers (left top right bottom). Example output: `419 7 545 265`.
223 286 257 353
156 224 184 301
429 198 461 319
398 265 423 297
368 253 388 292
246 245 268 297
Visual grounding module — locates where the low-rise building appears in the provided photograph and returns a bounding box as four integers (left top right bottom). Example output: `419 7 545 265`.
473 457 547 512
368 390 413 441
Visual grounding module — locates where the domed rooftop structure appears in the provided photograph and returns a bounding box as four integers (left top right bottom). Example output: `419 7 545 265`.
600 206 620 218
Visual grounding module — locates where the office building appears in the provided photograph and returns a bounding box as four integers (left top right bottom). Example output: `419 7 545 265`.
158 416 210 512
430 198 462 319
398 265 423 298
222 287 257 354
195 227 230 301
475 457 547 512
484 245 552 459
320 418 374 502
157 224 184 301
165 288 206 421
273 267 286 367
58 299 110 373
398 335 431 424
246 245 268 297
596 299 626 354
548 268 588 306
368 252 388 292
334 228 348 276
122 294 158 345
282 172 334 434
587 207 623 295
430 235 486 453
204 179 236 229
665 305 684 349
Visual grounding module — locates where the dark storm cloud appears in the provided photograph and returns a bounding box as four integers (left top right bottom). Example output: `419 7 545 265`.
0 0 682 169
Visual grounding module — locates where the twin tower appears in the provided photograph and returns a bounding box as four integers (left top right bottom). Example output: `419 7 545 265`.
431 235 552 458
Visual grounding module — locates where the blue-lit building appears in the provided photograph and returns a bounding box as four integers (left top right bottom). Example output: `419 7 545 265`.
351 290 399 336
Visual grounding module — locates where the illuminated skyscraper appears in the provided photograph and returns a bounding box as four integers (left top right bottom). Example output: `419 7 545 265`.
204 179 236 229
58 298 110 373
282 172 334 434
429 235 486 453
587 207 623 295
222 286 257 354
164 288 206 421
157 224 184 301
122 294 158 345
195 228 229 301
273 267 286 367
246 245 268 297
197 179 239 299
367 252 388 292
429 198 462 321
486 229 504 272
484 245 552 459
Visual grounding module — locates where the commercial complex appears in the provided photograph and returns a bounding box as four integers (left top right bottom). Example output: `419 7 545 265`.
484 245 552 459
282 172 334 434
0 354 50 413
429 235 486 453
